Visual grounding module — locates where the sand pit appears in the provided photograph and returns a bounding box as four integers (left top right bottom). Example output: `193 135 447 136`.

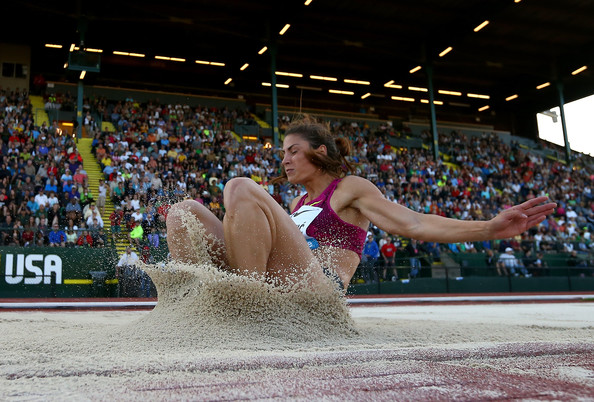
1 221 593 401
1 285 593 400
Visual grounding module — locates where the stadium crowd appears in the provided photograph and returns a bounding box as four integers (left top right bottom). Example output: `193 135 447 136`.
1 87 594 281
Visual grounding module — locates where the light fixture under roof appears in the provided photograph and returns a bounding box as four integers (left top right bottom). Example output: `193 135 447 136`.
439 47 453 57
571 66 587 75
478 105 490 112
276 71 303 78
409 86 428 92
384 80 403 89
279 24 291 35
536 82 550 90
304 0 313 4
474 20 489 32
72 46 102 53
224 78 232 85
240 63 249 71
79 71 86 80
196 60 225 66
467 93 490 99
344 79 370 85
114 51 145 57
258 46 268 55
310 75 337 81
438 90 462 96
391 96 415 102
361 93 371 99
420 99 443 105
155 56 186 62
409 66 422 74
505 94 518 101
329 89 354 95
45 44 63 49
262 82 289 88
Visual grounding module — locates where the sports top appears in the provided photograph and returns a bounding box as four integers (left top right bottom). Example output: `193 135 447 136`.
290 178 367 258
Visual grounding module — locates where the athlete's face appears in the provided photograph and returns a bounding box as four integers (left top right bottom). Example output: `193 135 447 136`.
281 134 319 184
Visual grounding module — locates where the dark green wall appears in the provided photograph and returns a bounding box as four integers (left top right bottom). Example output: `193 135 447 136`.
1 247 118 298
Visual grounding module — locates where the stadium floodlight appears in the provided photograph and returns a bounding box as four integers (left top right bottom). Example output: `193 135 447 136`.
439 47 452 57
474 20 489 32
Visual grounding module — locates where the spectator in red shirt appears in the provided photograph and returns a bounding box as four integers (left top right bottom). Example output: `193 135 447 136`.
76 230 93 247
380 236 398 281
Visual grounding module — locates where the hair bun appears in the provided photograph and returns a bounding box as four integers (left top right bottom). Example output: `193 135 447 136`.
335 137 351 157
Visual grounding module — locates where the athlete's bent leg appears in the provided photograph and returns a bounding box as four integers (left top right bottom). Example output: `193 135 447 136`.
166 199 228 268
222 178 326 288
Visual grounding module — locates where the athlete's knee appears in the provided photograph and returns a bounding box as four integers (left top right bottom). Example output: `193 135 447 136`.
166 199 199 227
223 177 259 205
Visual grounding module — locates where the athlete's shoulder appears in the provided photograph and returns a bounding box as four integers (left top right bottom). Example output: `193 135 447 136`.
339 175 380 193
289 194 305 213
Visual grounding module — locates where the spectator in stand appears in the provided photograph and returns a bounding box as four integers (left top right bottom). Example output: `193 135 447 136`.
485 248 498 274
76 229 93 247
48 223 67 247
34 188 49 209
47 191 59 208
116 246 139 297
113 180 125 204
44 177 59 194
380 236 397 281
129 222 144 248
110 205 123 241
85 205 104 228
60 168 73 183
497 247 531 277
405 238 422 278
22 223 36 247
362 234 380 283
94 227 107 248
72 166 87 187
80 187 94 210
65 227 77 247
65 196 82 225
47 202 64 227
96 179 108 216
26 195 39 215
147 226 160 248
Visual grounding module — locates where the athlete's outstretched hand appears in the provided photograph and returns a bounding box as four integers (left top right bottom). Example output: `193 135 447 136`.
488 196 556 240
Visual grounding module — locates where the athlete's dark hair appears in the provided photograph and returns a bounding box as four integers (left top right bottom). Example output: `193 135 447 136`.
273 115 355 183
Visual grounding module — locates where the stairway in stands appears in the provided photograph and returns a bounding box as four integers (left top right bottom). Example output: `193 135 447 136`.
77 137 128 255
30 95 50 127
251 113 271 129
101 120 116 133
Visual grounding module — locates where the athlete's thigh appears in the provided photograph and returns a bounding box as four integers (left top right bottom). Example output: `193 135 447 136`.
251 185 324 285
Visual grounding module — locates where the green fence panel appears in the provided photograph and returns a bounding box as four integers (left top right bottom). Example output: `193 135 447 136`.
569 277 594 292
447 277 509 293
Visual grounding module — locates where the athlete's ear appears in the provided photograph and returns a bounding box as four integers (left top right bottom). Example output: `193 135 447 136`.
315 144 328 156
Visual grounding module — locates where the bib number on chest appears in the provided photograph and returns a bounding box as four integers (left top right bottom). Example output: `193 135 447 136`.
290 205 322 249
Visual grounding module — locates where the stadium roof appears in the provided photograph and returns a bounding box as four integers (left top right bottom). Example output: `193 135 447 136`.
4 0 594 135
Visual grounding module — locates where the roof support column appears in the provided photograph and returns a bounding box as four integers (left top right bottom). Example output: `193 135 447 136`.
556 81 571 167
77 79 83 139
425 63 439 161
270 41 279 148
